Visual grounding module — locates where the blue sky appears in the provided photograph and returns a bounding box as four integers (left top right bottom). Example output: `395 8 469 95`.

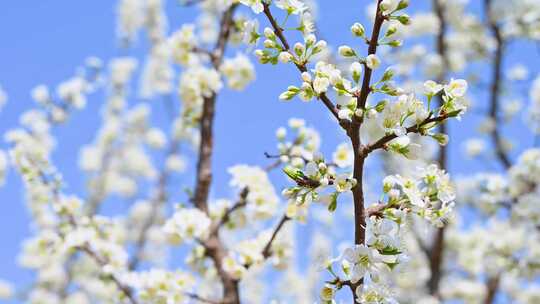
0 0 538 302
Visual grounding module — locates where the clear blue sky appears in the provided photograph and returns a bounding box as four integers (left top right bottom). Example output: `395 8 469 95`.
0 1 538 302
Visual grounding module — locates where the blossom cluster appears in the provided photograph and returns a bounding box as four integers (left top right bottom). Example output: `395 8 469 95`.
319 164 456 303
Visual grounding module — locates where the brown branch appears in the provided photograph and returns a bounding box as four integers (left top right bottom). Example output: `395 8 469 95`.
427 0 449 297
427 227 445 296
483 274 500 304
485 0 511 169
348 1 385 302
356 0 386 110
365 202 403 218
363 113 450 155
201 235 240 304
261 215 290 259
191 4 241 304
192 4 238 213
78 245 139 304
433 0 449 169
210 187 249 235
241 214 291 270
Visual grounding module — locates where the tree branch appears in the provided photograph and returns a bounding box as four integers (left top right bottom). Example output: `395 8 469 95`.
483 274 500 304
190 4 242 304
365 202 404 218
261 215 290 259
363 113 450 155
348 1 385 302
356 0 385 110
427 0 449 296
78 245 139 304
485 0 511 169
210 187 249 236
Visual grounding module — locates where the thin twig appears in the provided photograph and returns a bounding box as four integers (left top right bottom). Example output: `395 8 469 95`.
261 215 290 259
210 187 249 235
78 245 139 304
363 113 450 155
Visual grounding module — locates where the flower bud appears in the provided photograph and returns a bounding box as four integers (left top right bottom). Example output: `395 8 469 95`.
350 22 365 37
320 285 335 301
264 27 275 39
388 40 403 47
312 40 327 54
304 34 316 47
432 133 449 146
338 45 356 57
264 39 276 48
397 0 409 10
350 61 362 83
276 127 287 139
365 54 381 69
367 108 378 118
381 0 400 14
301 72 312 82
294 42 305 56
338 109 352 120
381 68 394 82
385 24 398 37
396 14 411 25
375 100 388 112
278 51 293 63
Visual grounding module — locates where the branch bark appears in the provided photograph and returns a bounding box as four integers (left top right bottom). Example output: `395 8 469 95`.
348 1 385 302
191 4 242 304
485 0 511 169
483 274 500 304
210 187 249 236
261 215 290 259
427 0 449 296
79 245 139 304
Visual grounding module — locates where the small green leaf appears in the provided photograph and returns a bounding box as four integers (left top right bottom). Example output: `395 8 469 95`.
327 200 337 212
380 247 402 255
327 193 338 212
